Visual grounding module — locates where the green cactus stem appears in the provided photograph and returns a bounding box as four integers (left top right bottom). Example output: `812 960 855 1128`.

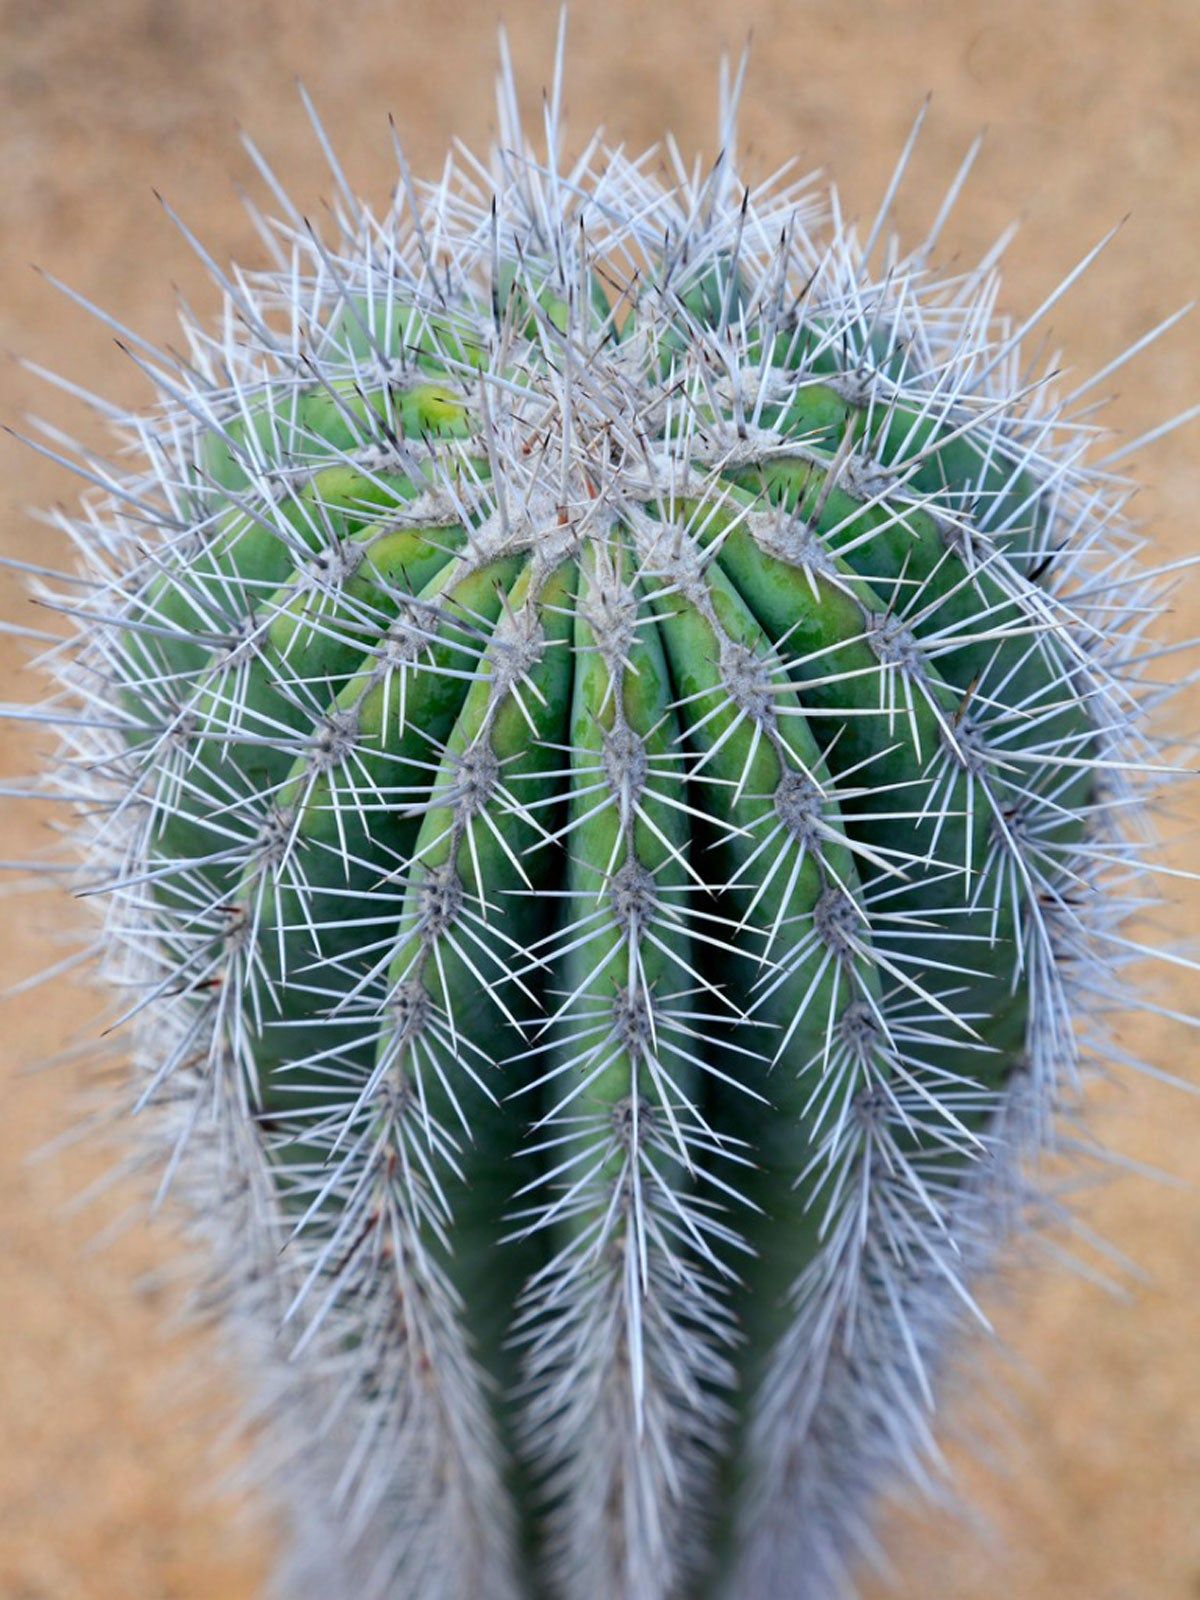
7 19 1193 1600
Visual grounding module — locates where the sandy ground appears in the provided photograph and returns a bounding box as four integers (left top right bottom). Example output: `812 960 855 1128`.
0 2 1197 1596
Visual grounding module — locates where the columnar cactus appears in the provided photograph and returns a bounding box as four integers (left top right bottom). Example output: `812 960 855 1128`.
12 25 1192 1600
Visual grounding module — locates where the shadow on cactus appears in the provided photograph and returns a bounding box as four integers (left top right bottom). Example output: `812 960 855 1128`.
9 19 1196 1600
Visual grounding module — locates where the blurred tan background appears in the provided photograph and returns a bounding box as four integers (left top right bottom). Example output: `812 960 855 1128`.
1 2 1197 1596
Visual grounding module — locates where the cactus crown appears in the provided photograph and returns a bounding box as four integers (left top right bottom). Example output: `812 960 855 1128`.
11 21 1192 1600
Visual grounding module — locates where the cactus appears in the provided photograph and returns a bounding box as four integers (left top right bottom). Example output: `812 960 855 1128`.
9 20 1193 1600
